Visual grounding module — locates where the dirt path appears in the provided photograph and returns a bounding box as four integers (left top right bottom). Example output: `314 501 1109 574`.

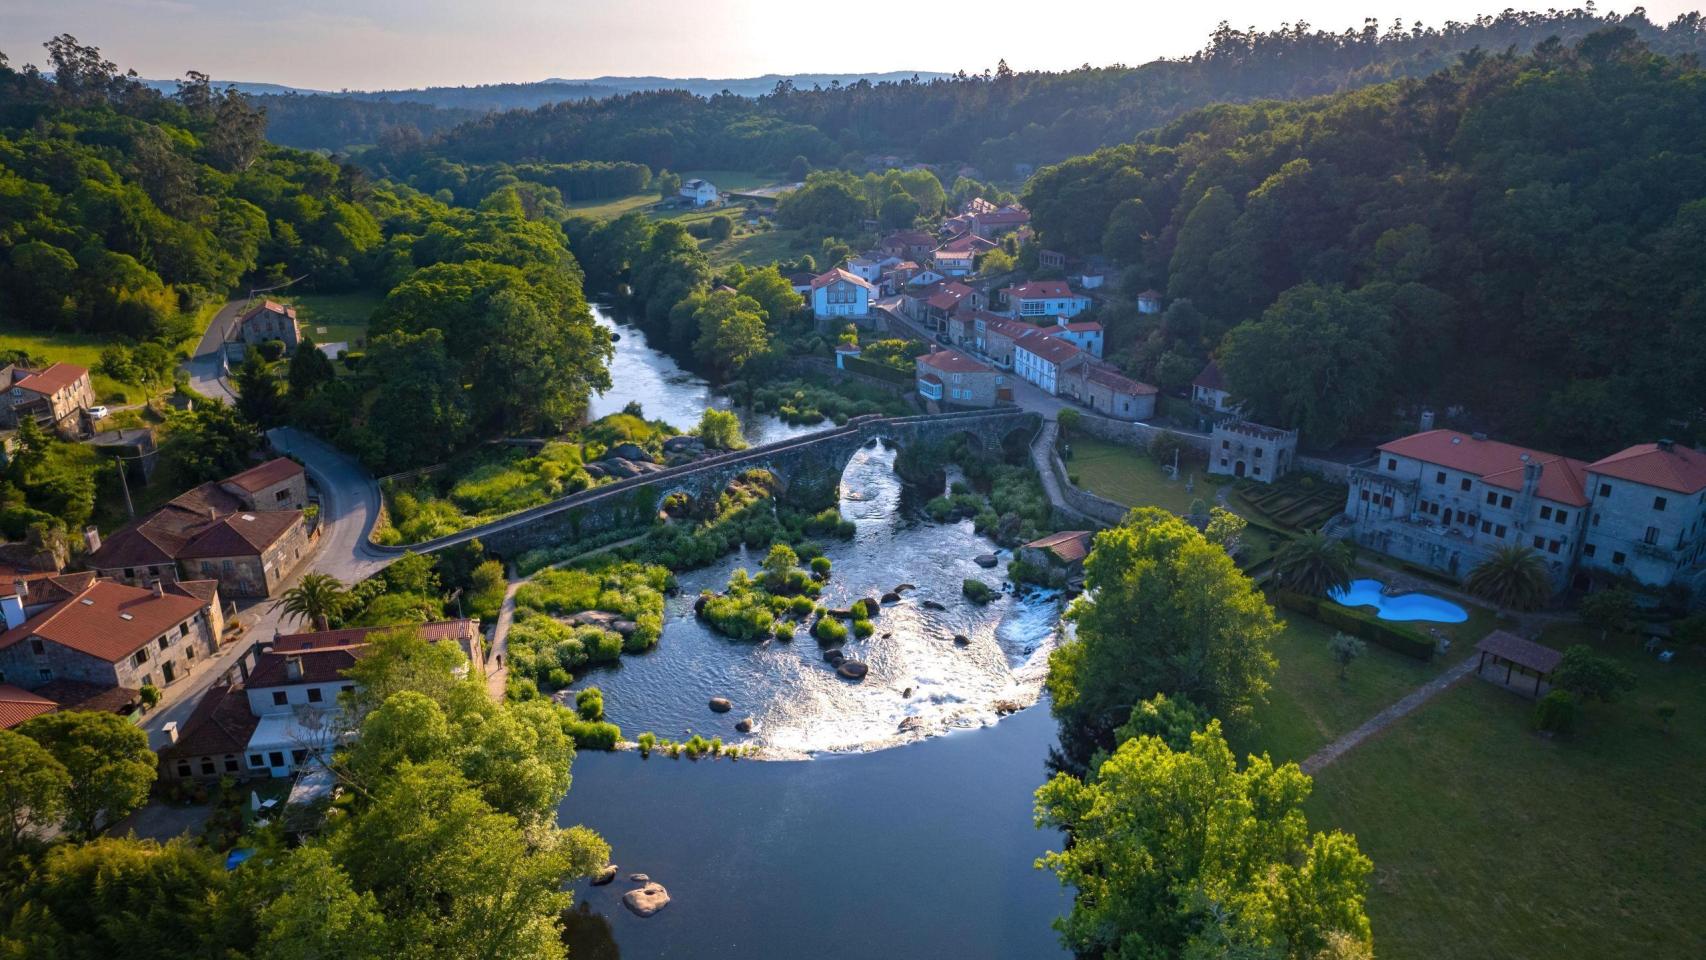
1300 655 1480 774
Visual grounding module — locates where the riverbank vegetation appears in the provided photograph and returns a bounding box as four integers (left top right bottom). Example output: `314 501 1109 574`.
697 544 823 641
906 436 1051 548
505 560 670 694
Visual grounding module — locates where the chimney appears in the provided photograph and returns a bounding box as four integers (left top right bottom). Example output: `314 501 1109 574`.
83 525 101 553
13 579 26 602
1658 438 1675 452
1471 431 1488 442
284 655 304 681
1418 409 1435 432
150 580 164 598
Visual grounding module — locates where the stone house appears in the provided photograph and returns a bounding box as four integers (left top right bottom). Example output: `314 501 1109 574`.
1018 531 1093 576
237 301 302 351
1343 430 1590 588
177 511 314 599
881 230 938 261
977 316 1042 370
0 579 222 696
1207 420 1298 484
4 363 96 436
1577 440 1706 593
1061 360 1157 421
916 349 1005 409
222 457 309 512
157 682 259 781
970 205 1029 238
932 233 996 276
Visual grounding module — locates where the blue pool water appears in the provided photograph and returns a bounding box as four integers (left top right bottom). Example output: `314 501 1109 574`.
1329 579 1468 623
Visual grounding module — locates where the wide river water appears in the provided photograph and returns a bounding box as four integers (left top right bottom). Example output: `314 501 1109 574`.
558 308 1071 957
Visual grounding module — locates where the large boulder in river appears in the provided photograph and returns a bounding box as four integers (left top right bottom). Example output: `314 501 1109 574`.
735 716 754 733
894 583 916 594
628 873 649 882
921 599 947 611
591 865 617 886
623 883 670 917
836 660 869 680
610 442 654 463
974 553 999 568
822 648 846 666
562 610 637 635
708 697 733 713
881 592 900 604
663 435 703 453
953 634 970 646
583 462 608 479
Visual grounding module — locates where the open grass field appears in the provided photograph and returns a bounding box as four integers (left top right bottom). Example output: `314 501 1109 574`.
0 300 219 405
285 291 384 350
1301 623 1705 960
565 169 782 223
1064 436 1234 516
702 226 814 269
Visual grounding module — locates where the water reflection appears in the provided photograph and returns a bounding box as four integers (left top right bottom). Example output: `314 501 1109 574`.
568 443 1064 756
587 303 817 447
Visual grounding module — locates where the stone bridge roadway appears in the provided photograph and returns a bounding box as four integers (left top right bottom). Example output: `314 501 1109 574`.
374 407 1038 560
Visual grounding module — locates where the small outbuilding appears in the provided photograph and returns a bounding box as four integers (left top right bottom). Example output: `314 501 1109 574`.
1018 531 1094 576
1474 630 1563 698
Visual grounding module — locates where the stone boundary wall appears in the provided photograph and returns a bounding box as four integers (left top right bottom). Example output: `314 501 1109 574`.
1048 448 1126 526
1072 411 1353 483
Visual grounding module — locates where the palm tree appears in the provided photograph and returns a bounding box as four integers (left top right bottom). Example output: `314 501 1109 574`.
273 573 349 631
1464 545 1551 614
1273 533 1356 597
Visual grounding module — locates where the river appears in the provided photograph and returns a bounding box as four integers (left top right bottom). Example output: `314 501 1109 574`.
588 303 817 447
559 307 1072 957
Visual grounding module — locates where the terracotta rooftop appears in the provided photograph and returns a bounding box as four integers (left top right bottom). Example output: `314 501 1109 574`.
983 317 1042 341
0 581 207 664
241 300 297 323
918 349 991 375
159 683 259 760
176 510 303 560
1058 321 1103 333
1587 442 1706 494
224 457 304 494
1024 530 1093 564
936 233 997 254
1016 332 1082 366
33 678 140 715
252 620 479 688
926 282 978 311
13 362 89 396
1476 630 1564 674
7 569 96 609
89 480 249 569
0 684 56 729
810 268 874 291
1003 280 1079 300
1193 359 1228 392
1378 430 1590 507
1086 365 1158 396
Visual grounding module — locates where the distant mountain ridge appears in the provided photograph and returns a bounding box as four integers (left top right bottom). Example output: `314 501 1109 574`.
545 72 953 98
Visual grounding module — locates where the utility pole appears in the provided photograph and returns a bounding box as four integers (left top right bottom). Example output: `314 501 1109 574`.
115 457 135 519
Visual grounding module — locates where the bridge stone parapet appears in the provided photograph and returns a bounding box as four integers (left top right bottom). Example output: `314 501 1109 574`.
373 407 1038 559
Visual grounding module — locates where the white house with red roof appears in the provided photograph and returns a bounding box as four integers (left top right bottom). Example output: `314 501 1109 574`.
932 233 996 276
810 268 875 320
1579 440 1706 592
1001 280 1091 320
1344 430 1594 587
1013 331 1084 396
1191 359 1241 414
1049 319 1104 358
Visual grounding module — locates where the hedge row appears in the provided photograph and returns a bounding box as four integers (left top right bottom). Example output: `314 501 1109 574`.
1274 590 1435 661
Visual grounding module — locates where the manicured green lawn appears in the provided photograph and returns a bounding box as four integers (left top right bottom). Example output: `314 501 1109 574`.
565 192 661 220
1304 625 1706 960
1065 437 1235 517
285 291 384 350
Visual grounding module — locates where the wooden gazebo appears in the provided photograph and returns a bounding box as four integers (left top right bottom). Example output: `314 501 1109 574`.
1474 630 1564 698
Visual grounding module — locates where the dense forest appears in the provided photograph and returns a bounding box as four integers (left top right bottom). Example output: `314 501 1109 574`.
0 37 609 478
355 9 1706 180
1019 26 1706 456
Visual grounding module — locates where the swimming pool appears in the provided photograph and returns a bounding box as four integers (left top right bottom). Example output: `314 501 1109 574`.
1329 579 1469 623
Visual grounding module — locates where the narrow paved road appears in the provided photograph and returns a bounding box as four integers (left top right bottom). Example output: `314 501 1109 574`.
183 298 247 402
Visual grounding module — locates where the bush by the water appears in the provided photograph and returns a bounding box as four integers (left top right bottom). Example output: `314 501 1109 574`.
750 379 909 426
963 578 996 604
699 569 778 641
814 616 848 644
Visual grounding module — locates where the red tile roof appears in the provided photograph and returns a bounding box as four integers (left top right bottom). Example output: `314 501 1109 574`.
983 317 1042 341
253 620 479 687
0 684 56 729
176 510 303 560
810 268 874 291
0 581 207 663
918 349 991 375
89 481 249 569
1058 321 1103 333
14 362 89 396
158 682 258 760
33 679 140 714
1192 359 1228 392
1378 430 1590 507
6 570 95 608
1002 280 1079 301
1587 442 1706 494
936 233 997 254
1016 333 1082 366
926 282 978 312
241 300 297 324
224 457 304 494
918 373 944 386
1024 531 1093 564
1086 365 1158 396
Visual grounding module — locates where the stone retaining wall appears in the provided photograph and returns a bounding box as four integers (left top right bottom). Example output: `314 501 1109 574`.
1072 411 1352 483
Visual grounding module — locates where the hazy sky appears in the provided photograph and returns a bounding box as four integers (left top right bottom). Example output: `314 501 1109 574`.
2 1 1697 90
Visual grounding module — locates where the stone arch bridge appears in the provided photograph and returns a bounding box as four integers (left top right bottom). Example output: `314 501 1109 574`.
373 408 1038 560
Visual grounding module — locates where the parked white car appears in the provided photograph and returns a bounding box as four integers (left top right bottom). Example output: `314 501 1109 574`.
88 405 109 420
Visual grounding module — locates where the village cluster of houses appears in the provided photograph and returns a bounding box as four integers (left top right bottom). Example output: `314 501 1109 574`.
0 457 317 728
